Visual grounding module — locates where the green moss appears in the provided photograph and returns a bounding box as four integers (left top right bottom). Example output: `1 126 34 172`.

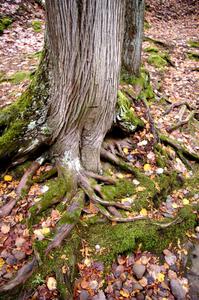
144 21 151 30
10 71 30 84
29 177 67 219
81 206 196 264
144 46 159 53
188 40 199 48
31 20 42 32
147 53 168 69
187 52 199 61
0 17 12 34
117 91 144 131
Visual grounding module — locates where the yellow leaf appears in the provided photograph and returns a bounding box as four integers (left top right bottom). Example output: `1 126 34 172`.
4 175 12 182
123 147 129 155
144 164 151 171
136 186 146 192
182 198 189 205
140 208 148 216
157 272 165 282
41 227 50 235
172 203 178 209
0 258 5 269
120 289 129 298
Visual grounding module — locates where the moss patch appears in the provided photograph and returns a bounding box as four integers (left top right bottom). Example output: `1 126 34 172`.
187 52 199 61
0 17 12 34
31 20 42 32
147 53 168 69
188 40 199 48
144 46 159 53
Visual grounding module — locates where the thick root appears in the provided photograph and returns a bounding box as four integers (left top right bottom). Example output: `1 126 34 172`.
45 189 84 254
0 257 37 293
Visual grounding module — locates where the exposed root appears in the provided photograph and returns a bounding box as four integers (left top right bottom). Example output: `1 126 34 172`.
0 157 45 218
78 173 132 211
45 190 84 254
96 203 147 223
167 110 195 133
141 98 159 143
85 171 116 185
163 101 194 116
152 217 183 228
103 137 132 157
159 134 199 162
107 206 122 217
0 257 37 293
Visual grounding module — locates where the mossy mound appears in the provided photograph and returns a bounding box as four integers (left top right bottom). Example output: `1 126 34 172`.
144 46 159 53
187 52 199 61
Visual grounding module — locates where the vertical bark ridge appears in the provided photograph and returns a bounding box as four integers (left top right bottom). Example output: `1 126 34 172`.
45 0 125 172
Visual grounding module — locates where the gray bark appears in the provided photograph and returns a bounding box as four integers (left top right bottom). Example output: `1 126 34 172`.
45 0 126 173
122 0 145 76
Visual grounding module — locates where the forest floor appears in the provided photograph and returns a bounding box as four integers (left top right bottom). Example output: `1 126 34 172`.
0 1 198 300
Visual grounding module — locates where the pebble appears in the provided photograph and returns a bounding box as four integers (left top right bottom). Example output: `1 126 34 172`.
170 279 186 300
132 263 146 279
89 280 99 290
114 265 124 278
112 279 122 290
79 290 90 300
132 282 143 291
92 290 107 300
6 255 17 266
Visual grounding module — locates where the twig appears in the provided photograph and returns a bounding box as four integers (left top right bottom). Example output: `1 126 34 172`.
152 217 182 228
163 101 193 116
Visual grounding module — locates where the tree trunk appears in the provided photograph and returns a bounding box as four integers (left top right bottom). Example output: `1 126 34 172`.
44 0 125 173
122 0 145 76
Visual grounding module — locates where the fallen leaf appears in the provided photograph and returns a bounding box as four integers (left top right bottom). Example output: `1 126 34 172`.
136 186 146 192
140 208 148 216
182 198 189 205
47 277 57 291
1 223 10 234
0 258 5 269
144 164 151 171
157 272 165 282
120 289 129 298
4 175 13 182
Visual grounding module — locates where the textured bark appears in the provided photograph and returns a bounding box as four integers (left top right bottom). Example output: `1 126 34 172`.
45 0 126 173
122 0 145 75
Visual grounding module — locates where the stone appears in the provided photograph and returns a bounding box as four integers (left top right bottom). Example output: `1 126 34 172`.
132 282 143 291
92 290 106 300
114 265 124 278
6 255 17 266
79 290 90 300
170 279 186 300
132 264 146 279
112 280 122 290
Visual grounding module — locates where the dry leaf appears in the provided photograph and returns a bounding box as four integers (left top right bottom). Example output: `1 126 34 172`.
144 164 151 171
1 223 10 234
136 186 146 192
182 198 189 205
140 208 148 216
123 147 129 155
47 277 57 291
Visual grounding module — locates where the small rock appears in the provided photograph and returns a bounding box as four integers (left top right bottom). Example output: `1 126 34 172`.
79 290 90 300
0 249 8 258
95 244 100 251
112 279 122 290
120 272 127 282
12 249 26 261
6 255 17 266
156 168 164 174
136 293 145 300
114 265 124 278
132 263 146 279
132 282 143 291
92 290 106 300
170 279 186 300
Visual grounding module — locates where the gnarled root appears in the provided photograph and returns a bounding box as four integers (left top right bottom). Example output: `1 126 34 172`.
46 189 84 254
0 257 37 293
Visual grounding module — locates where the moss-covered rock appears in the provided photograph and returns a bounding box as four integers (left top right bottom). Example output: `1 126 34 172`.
144 46 159 53
147 53 168 69
188 40 199 49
